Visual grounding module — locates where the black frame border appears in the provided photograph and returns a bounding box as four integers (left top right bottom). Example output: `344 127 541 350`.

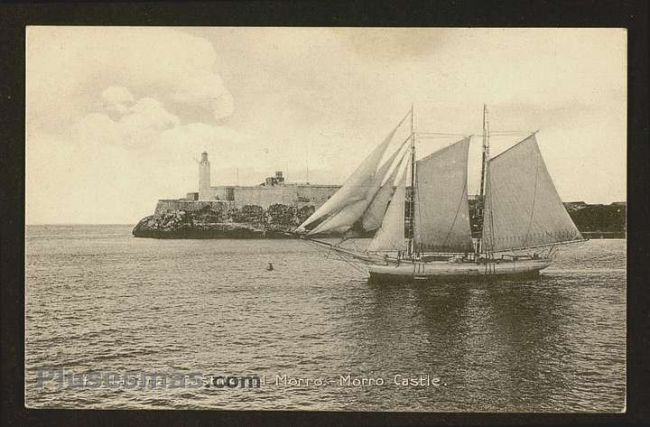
1 1 648 426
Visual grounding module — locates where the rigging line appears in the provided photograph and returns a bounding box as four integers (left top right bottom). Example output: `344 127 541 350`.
488 130 535 135
332 248 366 274
489 132 537 162
408 106 416 257
416 134 471 139
394 133 416 152
416 132 470 136
441 174 470 252
414 157 423 254
346 237 364 254
335 235 352 247
486 166 496 255
312 240 336 262
523 155 541 248
394 108 414 134
415 135 472 140
488 238 587 253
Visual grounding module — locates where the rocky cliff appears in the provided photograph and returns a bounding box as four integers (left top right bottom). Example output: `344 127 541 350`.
132 203 315 239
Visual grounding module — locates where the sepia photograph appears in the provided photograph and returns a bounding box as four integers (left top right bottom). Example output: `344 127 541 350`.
24 26 627 412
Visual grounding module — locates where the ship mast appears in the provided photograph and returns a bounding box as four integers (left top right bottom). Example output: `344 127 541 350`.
407 104 416 257
477 104 490 255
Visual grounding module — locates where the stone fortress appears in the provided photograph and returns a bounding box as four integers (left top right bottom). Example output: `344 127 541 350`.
136 151 625 239
154 152 341 215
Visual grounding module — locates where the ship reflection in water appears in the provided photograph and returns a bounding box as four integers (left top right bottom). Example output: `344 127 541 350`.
362 275 623 411
25 225 625 412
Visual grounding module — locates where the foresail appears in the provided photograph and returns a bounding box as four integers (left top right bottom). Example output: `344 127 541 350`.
414 137 474 253
308 144 408 236
361 145 409 231
308 199 368 235
481 134 583 252
367 163 408 252
297 124 398 233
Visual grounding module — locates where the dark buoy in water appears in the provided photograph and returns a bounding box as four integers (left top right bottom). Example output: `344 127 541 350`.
266 262 274 271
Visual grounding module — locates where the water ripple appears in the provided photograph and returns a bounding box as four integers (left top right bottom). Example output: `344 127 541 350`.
25 226 625 412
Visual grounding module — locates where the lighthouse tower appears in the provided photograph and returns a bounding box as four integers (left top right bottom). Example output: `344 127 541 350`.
198 151 211 200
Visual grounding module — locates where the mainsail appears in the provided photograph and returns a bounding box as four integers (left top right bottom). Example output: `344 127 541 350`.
481 134 582 252
297 125 399 233
367 160 408 252
413 137 474 253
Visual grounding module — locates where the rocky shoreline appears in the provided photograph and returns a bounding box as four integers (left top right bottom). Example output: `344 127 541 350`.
132 200 626 239
132 203 314 239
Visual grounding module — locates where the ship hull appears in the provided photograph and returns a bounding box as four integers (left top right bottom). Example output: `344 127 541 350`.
368 258 552 282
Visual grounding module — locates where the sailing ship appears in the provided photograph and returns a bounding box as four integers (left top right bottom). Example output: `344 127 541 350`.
296 106 585 281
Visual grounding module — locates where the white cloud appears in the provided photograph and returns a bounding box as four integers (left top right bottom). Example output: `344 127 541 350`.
119 98 180 147
73 96 180 149
170 70 235 121
27 26 234 133
101 85 135 117
27 26 243 157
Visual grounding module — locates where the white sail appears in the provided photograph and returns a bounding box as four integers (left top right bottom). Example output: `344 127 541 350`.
414 137 474 253
308 143 408 236
481 134 583 252
367 163 408 252
361 144 409 231
307 199 367 235
297 125 398 232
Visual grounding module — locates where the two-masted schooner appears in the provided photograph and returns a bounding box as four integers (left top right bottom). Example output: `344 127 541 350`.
295 106 585 281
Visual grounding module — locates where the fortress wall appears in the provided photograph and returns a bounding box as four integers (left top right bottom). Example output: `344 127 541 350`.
211 187 228 200
295 185 339 205
234 186 296 208
155 184 341 214
205 184 340 209
154 200 227 215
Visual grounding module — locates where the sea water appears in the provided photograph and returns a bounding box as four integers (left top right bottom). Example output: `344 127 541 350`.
25 225 626 411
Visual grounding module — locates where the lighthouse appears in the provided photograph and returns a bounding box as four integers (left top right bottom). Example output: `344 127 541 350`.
198 151 211 200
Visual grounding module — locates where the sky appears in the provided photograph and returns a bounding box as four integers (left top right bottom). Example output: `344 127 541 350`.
26 27 626 224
